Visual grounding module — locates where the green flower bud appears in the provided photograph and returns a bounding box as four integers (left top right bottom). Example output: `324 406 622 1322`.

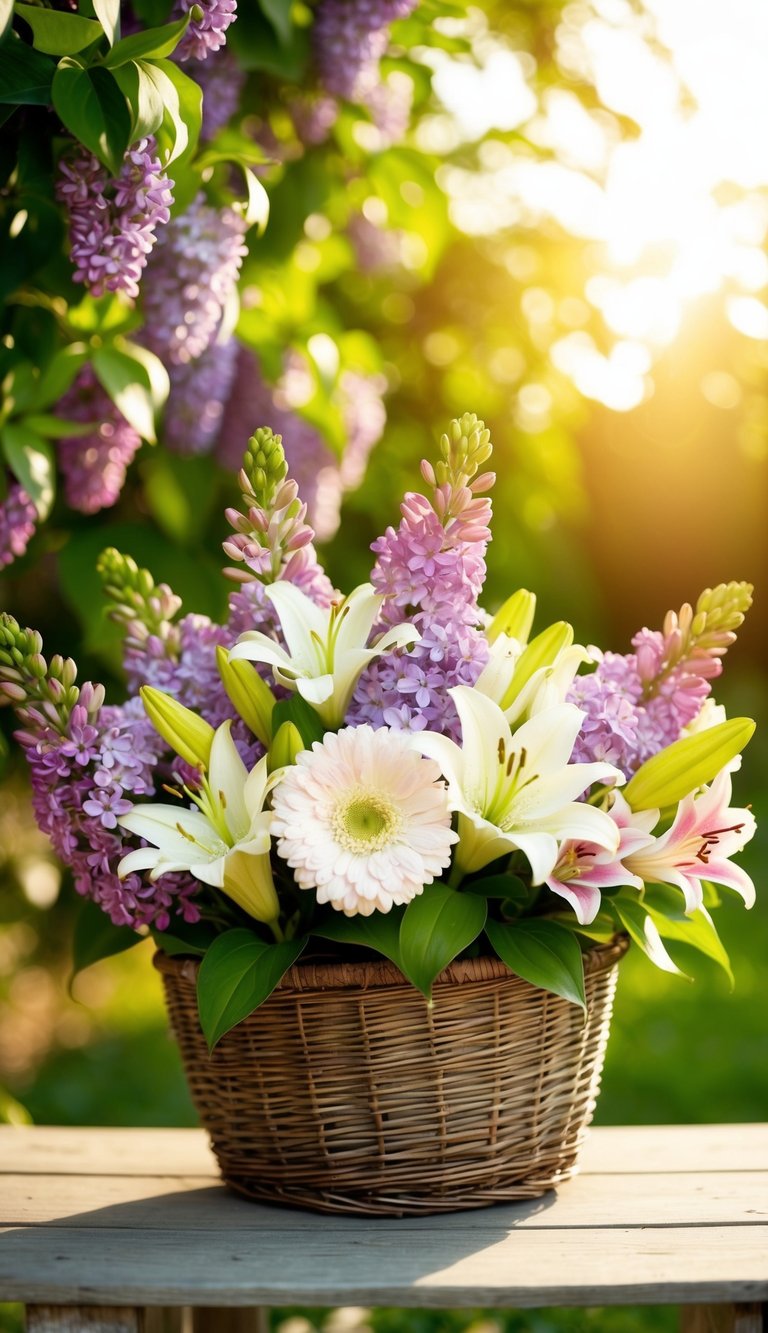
624 717 756 811
488 589 537 646
140 686 214 770
501 621 574 711
268 720 304 773
216 645 275 746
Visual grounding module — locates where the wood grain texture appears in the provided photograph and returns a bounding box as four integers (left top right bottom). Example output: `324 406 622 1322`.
191 1309 268 1333
2 1225 768 1308
3 1124 767 1180
3 1171 767 1230
26 1307 142 1332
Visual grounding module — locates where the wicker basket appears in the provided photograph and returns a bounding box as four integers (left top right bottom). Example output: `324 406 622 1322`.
155 936 627 1217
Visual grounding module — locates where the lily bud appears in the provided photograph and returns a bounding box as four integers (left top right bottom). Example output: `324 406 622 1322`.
140 686 214 769
216 646 275 746
501 621 573 711
268 720 304 773
624 717 756 811
488 589 537 647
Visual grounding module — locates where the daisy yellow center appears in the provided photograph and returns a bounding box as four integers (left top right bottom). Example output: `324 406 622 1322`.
332 789 402 853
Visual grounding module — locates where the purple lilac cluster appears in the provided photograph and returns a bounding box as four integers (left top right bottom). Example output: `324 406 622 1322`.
186 49 246 139
55 367 141 513
288 94 339 146
0 618 198 929
0 483 37 568
312 0 417 101
174 0 237 61
568 585 753 776
350 413 494 738
56 138 173 300
217 350 386 540
163 339 239 455
142 194 248 366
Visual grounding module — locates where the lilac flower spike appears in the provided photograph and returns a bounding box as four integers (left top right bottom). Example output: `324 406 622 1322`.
350 413 495 738
174 0 237 61
569 582 754 776
142 194 248 365
55 367 141 513
313 0 417 101
0 482 37 567
57 138 173 300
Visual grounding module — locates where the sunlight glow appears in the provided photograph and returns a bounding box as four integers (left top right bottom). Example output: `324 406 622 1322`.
425 1 768 410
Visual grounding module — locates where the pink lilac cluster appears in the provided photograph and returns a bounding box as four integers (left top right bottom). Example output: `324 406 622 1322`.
350 428 494 738
568 628 720 777
56 138 173 300
174 0 237 61
163 339 238 455
0 483 37 568
186 49 246 139
312 0 417 101
217 350 386 540
55 367 141 513
288 94 339 146
142 194 248 365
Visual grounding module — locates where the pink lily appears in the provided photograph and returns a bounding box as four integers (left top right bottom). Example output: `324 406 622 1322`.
624 768 756 913
545 790 657 924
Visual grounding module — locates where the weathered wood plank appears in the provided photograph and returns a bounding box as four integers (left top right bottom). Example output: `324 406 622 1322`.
3 1171 767 1231
681 1304 767 1333
3 1125 767 1180
579 1125 768 1175
0 1129 217 1180
26 1307 143 1332
2 1225 767 1308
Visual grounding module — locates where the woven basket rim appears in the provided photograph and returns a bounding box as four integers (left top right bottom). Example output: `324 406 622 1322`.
154 932 628 993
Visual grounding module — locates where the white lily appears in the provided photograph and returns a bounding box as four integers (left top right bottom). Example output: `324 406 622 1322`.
477 633 594 727
118 721 281 925
417 686 625 883
228 581 419 728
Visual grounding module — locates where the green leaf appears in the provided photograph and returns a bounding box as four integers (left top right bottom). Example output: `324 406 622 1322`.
608 897 684 977
1 421 54 518
139 57 201 165
71 899 141 985
0 37 54 105
486 917 587 1011
112 59 164 141
197 929 306 1049
118 338 169 409
92 0 120 45
624 718 756 812
642 886 734 986
195 150 270 233
271 694 326 748
102 11 191 65
258 0 292 45
14 3 103 55
30 345 88 408
52 59 131 172
399 883 487 998
465 873 528 902
151 920 217 958
313 910 405 971
550 912 617 944
22 414 94 439
92 344 157 440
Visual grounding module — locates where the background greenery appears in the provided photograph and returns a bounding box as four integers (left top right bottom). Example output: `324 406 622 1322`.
1 0 767 1328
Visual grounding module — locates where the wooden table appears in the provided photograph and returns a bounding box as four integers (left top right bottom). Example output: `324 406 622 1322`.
1 1125 767 1332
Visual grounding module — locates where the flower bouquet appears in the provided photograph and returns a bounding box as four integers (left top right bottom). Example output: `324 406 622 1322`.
0 413 757 1215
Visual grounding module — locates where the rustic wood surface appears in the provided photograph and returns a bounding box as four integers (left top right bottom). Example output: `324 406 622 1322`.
1 1125 767 1310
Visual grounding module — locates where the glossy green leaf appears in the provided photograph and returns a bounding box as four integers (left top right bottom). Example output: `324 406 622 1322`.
486 917 586 1011
0 38 54 104
1 421 55 518
112 59 164 141
624 718 755 811
118 338 169 409
92 0 120 45
642 886 734 986
399 883 487 998
197 929 306 1049
92 345 157 441
71 899 141 985
14 3 103 55
313 909 405 971
258 0 292 45
608 897 684 977
30 345 88 408
22 414 94 439
271 695 326 748
140 57 201 165
102 11 190 66
52 59 131 172
151 920 217 958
